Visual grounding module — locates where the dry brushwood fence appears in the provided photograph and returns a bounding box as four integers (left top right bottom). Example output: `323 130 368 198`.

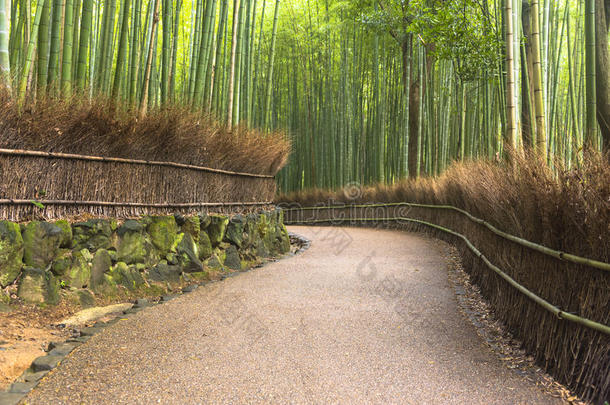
282 204 610 403
0 149 276 221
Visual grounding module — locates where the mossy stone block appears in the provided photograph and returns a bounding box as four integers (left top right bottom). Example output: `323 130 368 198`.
17 268 59 305
50 249 72 277
198 231 213 260
64 249 92 289
111 262 144 290
148 262 182 283
224 215 245 248
72 219 114 251
147 216 179 255
223 245 242 271
23 221 63 268
176 233 204 273
206 215 229 247
90 249 111 289
117 228 157 265
53 220 73 248
181 215 200 242
0 220 24 287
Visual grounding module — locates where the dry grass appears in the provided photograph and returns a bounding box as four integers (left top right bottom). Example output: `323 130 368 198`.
277 150 610 403
0 88 291 176
278 150 609 262
0 87 290 220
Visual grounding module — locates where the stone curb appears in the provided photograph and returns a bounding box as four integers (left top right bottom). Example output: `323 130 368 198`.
0 233 311 405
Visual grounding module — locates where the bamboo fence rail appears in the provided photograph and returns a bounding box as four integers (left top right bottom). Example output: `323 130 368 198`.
283 203 610 271
0 148 275 220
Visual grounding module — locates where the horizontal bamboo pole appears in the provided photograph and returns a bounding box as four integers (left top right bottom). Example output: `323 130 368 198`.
0 148 275 179
283 203 610 272
0 199 273 208
285 216 610 336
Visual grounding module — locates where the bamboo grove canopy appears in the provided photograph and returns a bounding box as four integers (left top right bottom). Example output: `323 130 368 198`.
0 0 608 192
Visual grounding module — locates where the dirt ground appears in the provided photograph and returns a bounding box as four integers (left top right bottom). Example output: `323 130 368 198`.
0 302 74 389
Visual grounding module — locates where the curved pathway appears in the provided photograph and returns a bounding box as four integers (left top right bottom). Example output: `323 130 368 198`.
23 227 559 404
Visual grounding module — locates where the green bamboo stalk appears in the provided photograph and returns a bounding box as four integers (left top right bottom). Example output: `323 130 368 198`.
18 0 47 106
0 0 9 87
47 0 63 90
36 0 51 95
530 0 547 160
112 0 132 100
128 0 142 103
504 0 518 151
75 0 93 90
71 0 81 81
584 0 596 146
169 0 182 102
226 0 240 127
210 0 228 111
160 0 171 104
139 0 160 117
262 0 279 130
61 0 74 97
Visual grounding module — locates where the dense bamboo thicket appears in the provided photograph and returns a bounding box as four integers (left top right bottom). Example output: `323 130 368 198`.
269 0 610 192
2 0 283 127
2 0 608 192
277 151 610 402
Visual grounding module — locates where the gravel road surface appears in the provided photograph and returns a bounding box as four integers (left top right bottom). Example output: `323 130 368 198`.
23 226 559 404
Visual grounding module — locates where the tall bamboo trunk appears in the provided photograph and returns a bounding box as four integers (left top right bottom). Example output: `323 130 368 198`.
36 0 51 95
61 0 74 97
47 0 64 91
0 0 9 87
227 0 240 128
595 0 610 150
112 0 132 100
75 0 93 90
160 0 172 104
139 0 161 117
262 0 279 130
504 0 519 151
128 0 142 104
18 0 47 106
585 0 597 146
530 0 547 159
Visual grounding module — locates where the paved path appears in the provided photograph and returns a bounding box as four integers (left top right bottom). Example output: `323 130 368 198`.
24 227 559 404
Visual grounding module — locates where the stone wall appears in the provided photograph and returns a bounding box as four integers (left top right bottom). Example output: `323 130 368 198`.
0 210 290 306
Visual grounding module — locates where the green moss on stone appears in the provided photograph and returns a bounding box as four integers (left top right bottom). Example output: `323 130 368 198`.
50 250 72 277
72 219 114 251
22 221 63 268
90 249 111 289
0 220 24 287
206 215 229 247
176 233 203 273
181 216 200 242
53 220 73 248
198 232 213 260
224 216 245 248
64 249 92 289
147 216 180 255
17 268 60 305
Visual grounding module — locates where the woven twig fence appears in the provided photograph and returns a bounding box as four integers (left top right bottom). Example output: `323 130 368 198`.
283 204 610 403
0 149 276 221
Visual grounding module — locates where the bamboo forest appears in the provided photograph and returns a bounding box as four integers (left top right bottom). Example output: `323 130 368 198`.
1 0 610 403
1 0 609 192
